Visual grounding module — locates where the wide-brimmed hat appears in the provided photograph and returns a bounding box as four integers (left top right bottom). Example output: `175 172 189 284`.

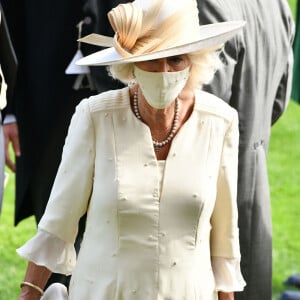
76 0 245 66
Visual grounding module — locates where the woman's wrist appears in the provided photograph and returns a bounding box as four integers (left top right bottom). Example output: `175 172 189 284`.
19 282 44 300
218 291 234 300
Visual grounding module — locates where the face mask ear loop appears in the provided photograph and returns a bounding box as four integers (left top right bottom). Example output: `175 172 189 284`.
128 68 137 87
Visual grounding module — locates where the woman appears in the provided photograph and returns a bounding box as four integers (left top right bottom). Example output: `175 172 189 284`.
17 0 246 299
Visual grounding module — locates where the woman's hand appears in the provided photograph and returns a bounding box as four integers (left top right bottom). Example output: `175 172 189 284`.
3 122 20 171
218 291 234 300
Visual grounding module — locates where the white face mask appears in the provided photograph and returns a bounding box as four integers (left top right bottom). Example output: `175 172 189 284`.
133 65 190 109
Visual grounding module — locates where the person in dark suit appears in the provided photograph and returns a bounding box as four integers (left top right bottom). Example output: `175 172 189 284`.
1 0 96 287
1 0 130 226
197 1 295 299
2 0 131 288
0 1 17 213
281 274 300 299
2 0 95 225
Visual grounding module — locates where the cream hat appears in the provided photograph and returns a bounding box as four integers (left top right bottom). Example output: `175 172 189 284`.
76 0 245 66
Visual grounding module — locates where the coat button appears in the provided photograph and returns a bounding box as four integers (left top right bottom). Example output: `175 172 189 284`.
159 231 166 237
148 235 156 241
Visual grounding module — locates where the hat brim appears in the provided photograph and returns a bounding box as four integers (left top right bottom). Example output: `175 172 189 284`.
76 21 245 66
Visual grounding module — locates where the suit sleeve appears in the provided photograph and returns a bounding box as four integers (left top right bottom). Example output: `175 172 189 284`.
271 0 295 124
271 50 294 124
198 0 242 105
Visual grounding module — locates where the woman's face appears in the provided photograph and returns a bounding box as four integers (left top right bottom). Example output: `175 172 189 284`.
133 55 191 109
135 55 191 72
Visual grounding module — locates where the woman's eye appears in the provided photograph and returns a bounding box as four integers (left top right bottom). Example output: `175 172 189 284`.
167 56 190 69
169 56 183 64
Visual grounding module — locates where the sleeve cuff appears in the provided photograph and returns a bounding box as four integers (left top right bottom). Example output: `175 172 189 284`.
211 256 246 292
16 229 76 275
3 114 17 124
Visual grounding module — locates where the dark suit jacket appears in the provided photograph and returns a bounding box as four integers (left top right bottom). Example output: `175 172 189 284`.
2 0 95 225
198 0 294 299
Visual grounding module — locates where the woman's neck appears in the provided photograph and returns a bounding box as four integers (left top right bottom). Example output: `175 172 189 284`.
130 85 195 159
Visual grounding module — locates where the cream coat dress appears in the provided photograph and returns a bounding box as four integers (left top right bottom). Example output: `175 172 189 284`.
18 87 245 299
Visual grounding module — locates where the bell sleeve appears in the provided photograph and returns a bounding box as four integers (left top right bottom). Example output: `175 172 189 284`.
210 109 246 291
17 98 95 274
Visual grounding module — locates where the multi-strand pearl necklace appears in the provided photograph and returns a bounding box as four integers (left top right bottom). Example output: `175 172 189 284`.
133 91 179 152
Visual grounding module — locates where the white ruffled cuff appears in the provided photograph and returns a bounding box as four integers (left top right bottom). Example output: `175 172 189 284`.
16 229 76 275
211 256 246 292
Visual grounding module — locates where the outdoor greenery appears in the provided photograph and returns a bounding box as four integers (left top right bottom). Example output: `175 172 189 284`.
270 100 300 299
290 0 298 19
0 1 298 299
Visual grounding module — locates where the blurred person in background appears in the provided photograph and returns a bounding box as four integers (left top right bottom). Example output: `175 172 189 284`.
1 0 133 289
0 1 17 214
198 0 295 299
0 0 128 227
1 0 95 288
280 274 300 300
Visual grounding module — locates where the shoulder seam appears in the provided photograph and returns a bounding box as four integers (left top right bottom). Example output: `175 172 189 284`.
194 90 236 121
87 88 130 113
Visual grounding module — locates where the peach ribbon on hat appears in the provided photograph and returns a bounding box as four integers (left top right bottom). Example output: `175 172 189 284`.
80 0 199 57
107 0 162 56
107 0 199 57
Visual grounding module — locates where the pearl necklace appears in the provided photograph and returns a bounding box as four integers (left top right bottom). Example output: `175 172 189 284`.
133 91 179 152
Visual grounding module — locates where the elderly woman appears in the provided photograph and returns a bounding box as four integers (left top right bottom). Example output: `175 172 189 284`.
17 0 246 299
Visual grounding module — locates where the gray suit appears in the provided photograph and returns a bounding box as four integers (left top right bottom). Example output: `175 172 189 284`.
198 0 295 299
